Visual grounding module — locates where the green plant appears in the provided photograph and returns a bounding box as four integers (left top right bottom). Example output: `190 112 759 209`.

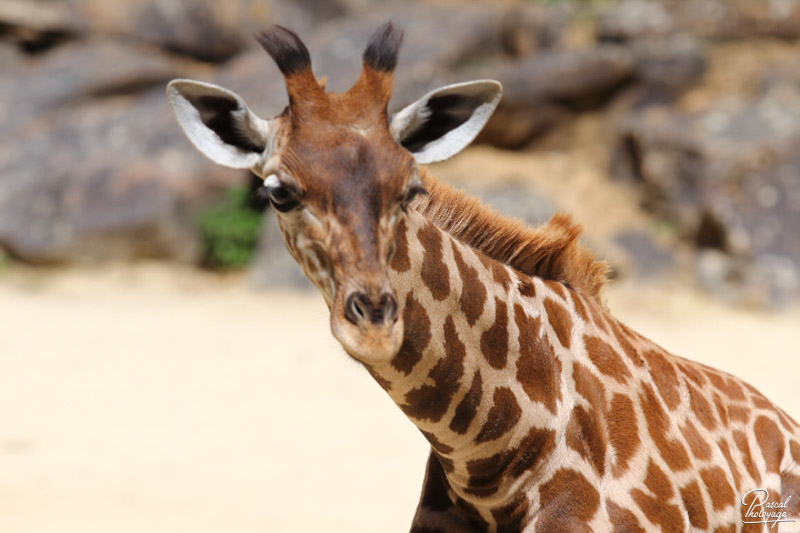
196 186 264 269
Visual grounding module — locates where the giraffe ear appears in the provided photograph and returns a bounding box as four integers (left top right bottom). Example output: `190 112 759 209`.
390 80 502 164
167 79 275 169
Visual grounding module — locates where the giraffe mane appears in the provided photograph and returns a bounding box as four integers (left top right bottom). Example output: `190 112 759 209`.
415 168 609 302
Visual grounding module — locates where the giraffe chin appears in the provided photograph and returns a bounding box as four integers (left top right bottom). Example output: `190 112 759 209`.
330 314 405 365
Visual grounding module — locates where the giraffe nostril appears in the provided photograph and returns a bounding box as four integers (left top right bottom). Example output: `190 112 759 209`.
345 292 370 325
380 293 398 324
344 291 398 326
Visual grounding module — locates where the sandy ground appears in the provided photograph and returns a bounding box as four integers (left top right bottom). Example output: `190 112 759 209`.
0 264 798 533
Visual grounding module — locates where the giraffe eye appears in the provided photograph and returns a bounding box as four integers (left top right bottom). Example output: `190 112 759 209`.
401 185 427 212
265 184 300 212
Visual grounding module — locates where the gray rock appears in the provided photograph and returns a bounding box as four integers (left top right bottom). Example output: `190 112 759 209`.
479 45 636 148
597 0 676 42
468 182 556 227
0 88 240 263
617 82 800 305
628 34 707 103
614 229 677 279
0 38 196 138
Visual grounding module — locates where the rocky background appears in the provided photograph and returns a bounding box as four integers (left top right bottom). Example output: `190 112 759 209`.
1 0 800 308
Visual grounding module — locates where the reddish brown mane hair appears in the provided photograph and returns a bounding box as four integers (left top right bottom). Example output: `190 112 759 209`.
415 168 609 301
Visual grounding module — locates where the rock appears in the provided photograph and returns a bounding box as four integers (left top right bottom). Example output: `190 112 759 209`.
479 45 636 148
468 182 556 227
664 0 800 40
597 2 706 104
597 0 676 42
0 0 78 52
0 38 196 138
65 0 274 62
627 34 707 104
0 88 240 263
614 228 676 279
500 3 574 57
616 82 800 306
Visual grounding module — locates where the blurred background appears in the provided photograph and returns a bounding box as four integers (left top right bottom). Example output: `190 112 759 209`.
1 0 799 531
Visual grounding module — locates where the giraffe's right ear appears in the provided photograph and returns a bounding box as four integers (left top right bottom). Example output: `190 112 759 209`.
167 79 274 169
390 80 502 164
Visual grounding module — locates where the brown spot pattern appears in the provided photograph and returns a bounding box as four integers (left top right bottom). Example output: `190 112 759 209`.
475 387 521 444
518 278 536 298
392 293 430 375
733 430 761 486
791 440 800 464
573 362 607 407
680 420 712 461
492 495 528 533
777 409 799 433
402 316 465 422
480 298 509 369
509 427 556 478
566 405 606 475
679 480 709 529
754 415 785 473
585 335 632 384
644 460 674 500
753 395 774 410
717 438 742 491
544 280 567 300
713 393 730 427
464 451 503 498
640 384 690 471
606 500 646 533
570 291 589 323
586 298 611 335
707 372 746 402
421 431 454 456
687 382 717 431
607 393 640 477
451 242 486 326
537 468 600 533
449 370 483 435
544 298 572 349
680 363 707 387
781 472 800 517
610 320 644 367
464 427 555 497
644 349 680 410
418 222 450 301
631 488 685 531
729 405 750 424
700 467 736 511
390 218 410 272
515 304 561 414
491 262 512 291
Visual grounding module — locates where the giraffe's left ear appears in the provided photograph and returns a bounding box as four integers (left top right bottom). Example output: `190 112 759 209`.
390 80 502 164
167 79 275 169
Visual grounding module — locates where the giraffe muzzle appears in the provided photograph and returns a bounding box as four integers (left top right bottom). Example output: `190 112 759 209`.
331 286 404 365
344 291 398 326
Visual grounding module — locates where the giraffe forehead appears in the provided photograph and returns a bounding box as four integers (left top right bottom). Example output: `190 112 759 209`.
284 125 413 212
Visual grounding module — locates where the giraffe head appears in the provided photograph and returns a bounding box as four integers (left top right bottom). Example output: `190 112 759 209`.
167 24 501 364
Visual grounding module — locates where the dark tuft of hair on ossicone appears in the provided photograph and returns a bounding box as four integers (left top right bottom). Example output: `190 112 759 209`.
363 22 404 72
254 25 312 76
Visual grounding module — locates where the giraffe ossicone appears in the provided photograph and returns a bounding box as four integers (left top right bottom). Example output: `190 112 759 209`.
169 22 800 533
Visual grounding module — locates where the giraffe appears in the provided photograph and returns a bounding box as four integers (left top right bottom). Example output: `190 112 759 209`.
167 23 800 532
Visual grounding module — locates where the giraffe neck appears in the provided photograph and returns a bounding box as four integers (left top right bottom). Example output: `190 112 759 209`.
365 207 580 520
